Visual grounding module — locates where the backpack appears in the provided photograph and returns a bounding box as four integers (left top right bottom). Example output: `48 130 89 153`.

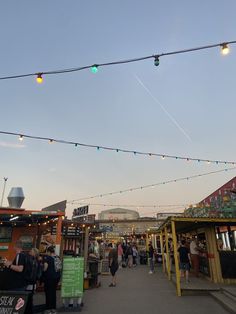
53 255 62 274
23 254 39 285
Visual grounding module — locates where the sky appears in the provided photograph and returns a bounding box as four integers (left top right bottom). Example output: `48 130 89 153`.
1 1 236 218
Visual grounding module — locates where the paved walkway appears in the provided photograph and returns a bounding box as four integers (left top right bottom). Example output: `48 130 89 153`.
35 265 228 314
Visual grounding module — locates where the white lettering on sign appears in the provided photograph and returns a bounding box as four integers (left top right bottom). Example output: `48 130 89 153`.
0 297 15 307
0 308 13 314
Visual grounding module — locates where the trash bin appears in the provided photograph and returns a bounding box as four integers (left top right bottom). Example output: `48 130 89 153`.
88 259 100 288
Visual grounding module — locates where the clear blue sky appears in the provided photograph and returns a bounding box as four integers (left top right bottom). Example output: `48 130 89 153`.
1 1 236 217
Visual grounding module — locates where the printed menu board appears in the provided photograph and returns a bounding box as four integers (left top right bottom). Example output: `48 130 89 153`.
61 257 84 298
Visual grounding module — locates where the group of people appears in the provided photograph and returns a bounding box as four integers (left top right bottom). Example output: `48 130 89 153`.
107 241 156 287
2 240 62 314
177 237 203 283
107 242 140 287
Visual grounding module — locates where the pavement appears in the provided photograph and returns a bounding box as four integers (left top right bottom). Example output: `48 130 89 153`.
34 265 229 314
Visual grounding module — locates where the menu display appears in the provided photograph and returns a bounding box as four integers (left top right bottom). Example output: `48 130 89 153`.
61 257 84 298
0 227 12 242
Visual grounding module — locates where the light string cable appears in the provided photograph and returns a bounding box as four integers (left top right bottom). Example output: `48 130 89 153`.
0 40 235 81
0 130 236 165
70 202 189 208
67 167 236 203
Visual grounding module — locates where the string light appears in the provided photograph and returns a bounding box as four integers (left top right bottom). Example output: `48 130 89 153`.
154 56 160 66
0 40 235 82
221 43 230 55
0 130 235 165
36 73 43 84
91 65 98 73
67 167 236 202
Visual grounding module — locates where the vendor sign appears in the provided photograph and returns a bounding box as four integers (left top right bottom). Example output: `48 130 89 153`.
0 291 30 314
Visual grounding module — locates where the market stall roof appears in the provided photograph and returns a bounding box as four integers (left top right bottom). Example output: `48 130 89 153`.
0 207 64 226
158 216 236 234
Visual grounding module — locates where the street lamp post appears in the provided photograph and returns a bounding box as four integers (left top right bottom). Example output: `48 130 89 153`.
0 177 8 207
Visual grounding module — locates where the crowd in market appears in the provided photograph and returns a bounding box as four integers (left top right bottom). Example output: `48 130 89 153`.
0 240 62 314
0 236 206 313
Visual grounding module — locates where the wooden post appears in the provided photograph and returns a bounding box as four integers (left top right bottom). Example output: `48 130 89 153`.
171 220 181 296
84 226 89 271
164 226 171 280
160 231 165 273
205 226 223 283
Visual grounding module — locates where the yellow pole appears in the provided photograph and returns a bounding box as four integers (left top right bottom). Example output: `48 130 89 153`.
171 220 181 296
164 226 171 280
160 231 165 273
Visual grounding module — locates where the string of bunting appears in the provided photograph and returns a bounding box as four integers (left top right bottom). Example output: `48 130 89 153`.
0 40 235 83
68 167 236 203
0 130 235 165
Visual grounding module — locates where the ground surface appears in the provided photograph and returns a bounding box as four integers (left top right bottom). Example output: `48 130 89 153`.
35 265 229 314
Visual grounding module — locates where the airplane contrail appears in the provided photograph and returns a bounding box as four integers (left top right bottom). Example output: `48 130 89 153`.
134 75 192 142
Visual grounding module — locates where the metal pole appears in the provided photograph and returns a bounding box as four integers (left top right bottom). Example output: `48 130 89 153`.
0 177 8 207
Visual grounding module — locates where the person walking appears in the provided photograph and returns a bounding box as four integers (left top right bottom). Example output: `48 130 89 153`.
126 243 133 268
190 237 200 277
117 242 123 269
132 245 138 267
178 240 191 283
43 246 62 313
148 242 154 274
108 243 118 287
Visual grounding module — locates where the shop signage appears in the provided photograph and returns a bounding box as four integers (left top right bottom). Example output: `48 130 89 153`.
73 206 89 218
100 225 113 232
61 257 84 298
51 226 81 236
0 227 12 242
101 259 110 274
0 291 29 314
31 211 58 215
0 246 8 251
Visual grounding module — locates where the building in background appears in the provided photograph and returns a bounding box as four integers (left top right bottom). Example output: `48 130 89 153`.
98 208 139 220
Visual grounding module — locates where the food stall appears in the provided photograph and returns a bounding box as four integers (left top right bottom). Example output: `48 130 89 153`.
158 216 236 296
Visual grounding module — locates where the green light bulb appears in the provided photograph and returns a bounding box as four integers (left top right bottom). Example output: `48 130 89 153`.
91 65 98 73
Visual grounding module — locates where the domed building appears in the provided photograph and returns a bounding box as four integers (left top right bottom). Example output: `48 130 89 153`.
98 208 139 220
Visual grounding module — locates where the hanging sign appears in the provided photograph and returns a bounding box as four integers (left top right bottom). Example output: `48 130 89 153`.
73 206 89 218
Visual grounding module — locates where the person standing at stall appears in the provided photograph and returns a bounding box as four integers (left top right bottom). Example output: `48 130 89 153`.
108 243 118 287
190 237 200 277
43 246 62 313
178 240 191 283
4 240 28 291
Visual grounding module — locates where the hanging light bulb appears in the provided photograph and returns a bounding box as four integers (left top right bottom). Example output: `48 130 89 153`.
154 56 160 66
221 43 230 55
91 65 98 73
36 73 43 84
19 135 24 141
